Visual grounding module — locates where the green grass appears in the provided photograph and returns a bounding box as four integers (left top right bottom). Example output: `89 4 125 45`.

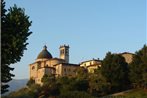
109 89 147 98
2 88 147 98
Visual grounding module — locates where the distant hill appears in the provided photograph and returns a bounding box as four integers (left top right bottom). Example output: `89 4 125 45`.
2 79 28 95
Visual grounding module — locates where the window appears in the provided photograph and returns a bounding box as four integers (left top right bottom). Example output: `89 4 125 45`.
73 69 76 73
32 66 35 70
37 62 41 68
64 68 66 72
65 50 68 54
60 50 62 54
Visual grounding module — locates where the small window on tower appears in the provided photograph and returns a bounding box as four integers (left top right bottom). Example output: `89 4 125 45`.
65 50 68 54
61 50 64 54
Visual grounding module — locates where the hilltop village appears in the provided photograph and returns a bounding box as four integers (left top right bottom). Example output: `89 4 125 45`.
29 45 133 85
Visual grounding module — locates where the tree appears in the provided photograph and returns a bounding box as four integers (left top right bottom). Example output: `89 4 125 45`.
71 79 89 92
101 52 129 92
58 91 96 98
39 74 60 98
28 84 41 98
88 69 111 97
76 67 88 80
129 45 147 88
41 74 55 85
1 0 32 94
27 78 35 87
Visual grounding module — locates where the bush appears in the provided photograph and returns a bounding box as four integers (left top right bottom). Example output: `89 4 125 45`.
58 91 96 98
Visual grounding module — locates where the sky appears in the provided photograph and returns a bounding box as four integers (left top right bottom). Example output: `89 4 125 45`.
5 0 146 79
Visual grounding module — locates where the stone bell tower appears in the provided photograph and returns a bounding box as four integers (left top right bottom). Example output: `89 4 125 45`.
59 45 69 63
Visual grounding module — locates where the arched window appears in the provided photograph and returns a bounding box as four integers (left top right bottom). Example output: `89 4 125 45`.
64 68 66 72
32 66 35 70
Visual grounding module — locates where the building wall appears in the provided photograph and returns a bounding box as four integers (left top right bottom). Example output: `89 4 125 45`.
45 59 65 67
36 67 56 84
55 64 79 77
80 60 101 67
59 45 69 63
30 63 38 79
121 53 133 64
36 68 45 84
80 60 101 73
54 64 62 77
62 65 79 77
87 65 100 73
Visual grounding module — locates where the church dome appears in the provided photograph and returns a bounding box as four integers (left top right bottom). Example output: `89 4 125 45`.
37 45 53 59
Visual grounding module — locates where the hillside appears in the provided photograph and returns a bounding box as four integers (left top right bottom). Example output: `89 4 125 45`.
108 89 147 98
2 79 28 95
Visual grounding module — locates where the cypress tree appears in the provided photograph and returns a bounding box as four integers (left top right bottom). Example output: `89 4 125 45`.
1 0 32 94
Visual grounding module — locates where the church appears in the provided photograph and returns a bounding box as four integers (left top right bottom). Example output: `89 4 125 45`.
29 45 80 84
29 44 133 85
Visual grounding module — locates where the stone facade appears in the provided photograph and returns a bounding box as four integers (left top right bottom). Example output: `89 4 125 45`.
120 52 134 64
80 59 101 73
29 45 79 85
54 63 79 77
29 45 134 85
59 45 69 63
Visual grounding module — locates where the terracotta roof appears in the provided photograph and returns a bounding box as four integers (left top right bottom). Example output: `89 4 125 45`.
80 59 102 64
39 66 56 69
87 64 101 67
51 58 65 61
53 63 79 66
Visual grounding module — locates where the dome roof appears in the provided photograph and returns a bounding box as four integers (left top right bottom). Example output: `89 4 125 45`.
37 45 53 59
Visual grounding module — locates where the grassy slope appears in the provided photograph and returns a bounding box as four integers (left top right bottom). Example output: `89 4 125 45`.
109 89 147 98
2 88 147 98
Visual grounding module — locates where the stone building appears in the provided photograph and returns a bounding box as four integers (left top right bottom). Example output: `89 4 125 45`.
29 45 79 84
120 52 134 64
29 44 134 85
80 59 102 73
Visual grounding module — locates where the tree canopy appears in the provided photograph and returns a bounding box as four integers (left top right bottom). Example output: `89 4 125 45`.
129 45 147 88
1 0 32 94
101 52 130 92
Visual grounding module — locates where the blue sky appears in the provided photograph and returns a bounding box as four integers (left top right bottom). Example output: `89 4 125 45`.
5 0 146 79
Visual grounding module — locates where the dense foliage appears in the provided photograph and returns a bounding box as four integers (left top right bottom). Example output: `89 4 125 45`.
129 45 147 89
26 78 35 87
1 0 32 94
101 52 130 92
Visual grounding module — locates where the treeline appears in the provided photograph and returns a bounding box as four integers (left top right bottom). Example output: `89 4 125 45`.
3 45 147 98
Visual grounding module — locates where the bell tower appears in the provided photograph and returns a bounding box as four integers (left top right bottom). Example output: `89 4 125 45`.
59 45 69 63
